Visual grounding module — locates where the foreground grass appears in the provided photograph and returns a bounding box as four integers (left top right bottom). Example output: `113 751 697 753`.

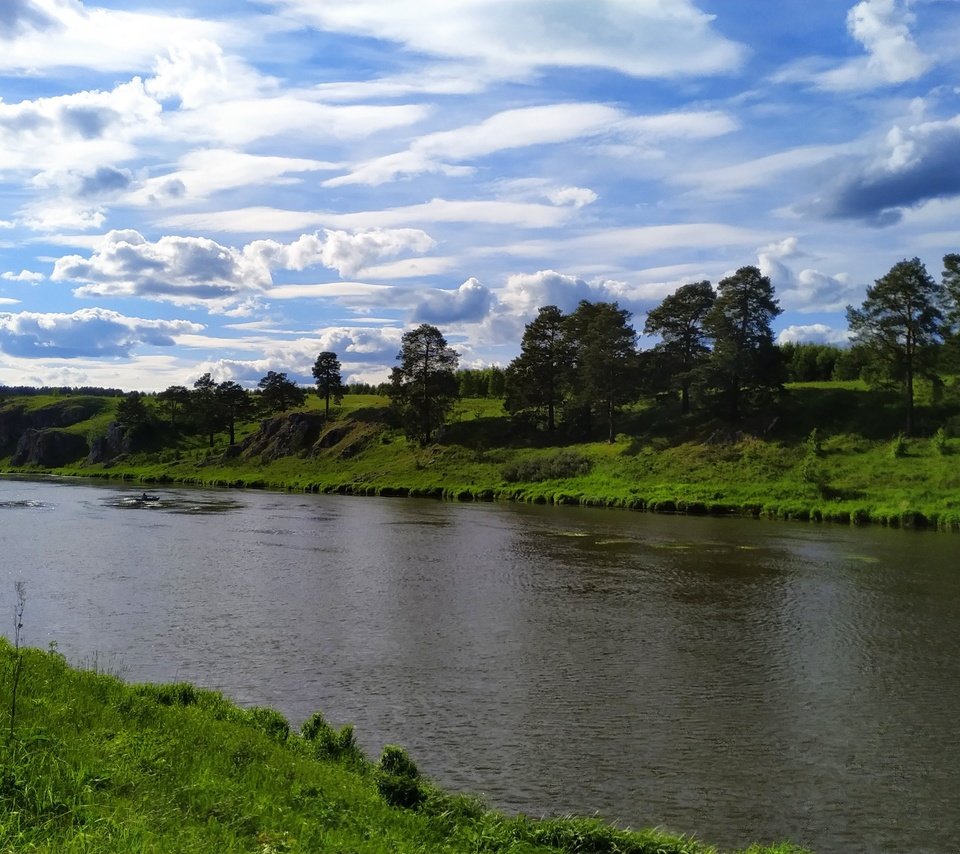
0 642 805 853
6 388 960 530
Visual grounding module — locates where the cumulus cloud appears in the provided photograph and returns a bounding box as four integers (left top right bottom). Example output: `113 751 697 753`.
0 78 162 176
146 41 274 109
263 0 745 79
777 324 852 346
412 278 494 324
245 228 436 278
0 308 203 358
810 115 960 225
1 270 44 282
53 230 271 306
497 269 597 317
50 227 438 308
816 0 931 90
757 238 857 312
547 186 599 208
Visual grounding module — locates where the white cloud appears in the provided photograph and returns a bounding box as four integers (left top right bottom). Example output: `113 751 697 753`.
326 104 737 187
129 150 341 207
816 0 931 90
146 41 274 109
0 0 241 73
412 277 495 324
0 307 203 358
777 324 852 346
0 77 162 176
167 97 431 147
757 238 857 312
1 269 44 283
496 269 597 316
52 229 271 307
161 198 578 233
263 0 745 79
547 187 599 208
245 228 436 278
50 227 437 308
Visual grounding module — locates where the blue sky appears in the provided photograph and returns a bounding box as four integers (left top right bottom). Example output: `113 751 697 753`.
0 0 958 391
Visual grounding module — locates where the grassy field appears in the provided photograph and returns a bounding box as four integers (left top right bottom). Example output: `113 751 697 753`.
4 385 960 530
0 641 807 854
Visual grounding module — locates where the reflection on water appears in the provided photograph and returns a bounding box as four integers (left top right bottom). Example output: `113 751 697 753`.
1 476 959 854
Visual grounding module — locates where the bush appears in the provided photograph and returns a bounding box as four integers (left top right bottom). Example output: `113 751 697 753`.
245 706 290 743
891 433 907 458
934 426 948 455
300 711 364 763
377 745 426 809
501 450 593 483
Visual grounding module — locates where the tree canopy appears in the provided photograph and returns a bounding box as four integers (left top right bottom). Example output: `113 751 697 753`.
847 257 944 434
389 324 459 446
312 352 346 419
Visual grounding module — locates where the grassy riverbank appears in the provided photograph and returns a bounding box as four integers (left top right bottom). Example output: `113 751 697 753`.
5 384 960 530
0 641 805 853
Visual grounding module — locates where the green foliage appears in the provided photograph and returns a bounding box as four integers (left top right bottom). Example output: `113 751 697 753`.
376 745 426 810
703 266 784 422
847 257 944 435
389 324 460 447
644 280 715 414
300 711 364 763
257 371 307 415
312 351 346 419
934 426 948 455
502 449 593 483
891 433 908 458
245 706 291 743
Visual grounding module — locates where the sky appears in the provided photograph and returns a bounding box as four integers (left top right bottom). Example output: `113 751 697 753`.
0 0 959 391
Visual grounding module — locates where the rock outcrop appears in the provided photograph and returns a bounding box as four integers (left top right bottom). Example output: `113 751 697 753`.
11 428 89 467
87 422 131 464
235 411 381 462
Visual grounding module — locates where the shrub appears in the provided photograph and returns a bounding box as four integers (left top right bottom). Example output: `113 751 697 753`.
300 711 364 763
377 745 426 809
501 450 593 483
245 706 290 743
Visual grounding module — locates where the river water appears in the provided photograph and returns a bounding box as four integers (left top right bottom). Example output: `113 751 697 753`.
1 475 958 853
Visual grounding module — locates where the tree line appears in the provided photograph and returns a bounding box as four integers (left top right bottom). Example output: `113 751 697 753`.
107 254 959 448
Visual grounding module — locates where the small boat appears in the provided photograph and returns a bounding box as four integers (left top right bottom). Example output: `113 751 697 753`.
137 492 161 502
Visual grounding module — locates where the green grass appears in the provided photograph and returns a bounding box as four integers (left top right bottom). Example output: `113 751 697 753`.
0 641 806 853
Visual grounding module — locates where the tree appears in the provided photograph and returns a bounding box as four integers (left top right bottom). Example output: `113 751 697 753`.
257 371 307 415
191 373 222 447
216 381 255 445
703 266 783 422
942 253 960 329
643 281 715 414
846 257 944 435
565 300 639 442
312 352 346 419
504 305 571 431
115 391 150 428
389 323 459 446
157 385 190 428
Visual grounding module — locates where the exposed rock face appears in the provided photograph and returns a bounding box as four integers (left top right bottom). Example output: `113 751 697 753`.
238 412 325 461
87 422 131 464
11 429 89 467
235 411 381 462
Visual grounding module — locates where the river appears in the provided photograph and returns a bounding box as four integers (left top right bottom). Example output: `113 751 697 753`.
1 475 958 853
